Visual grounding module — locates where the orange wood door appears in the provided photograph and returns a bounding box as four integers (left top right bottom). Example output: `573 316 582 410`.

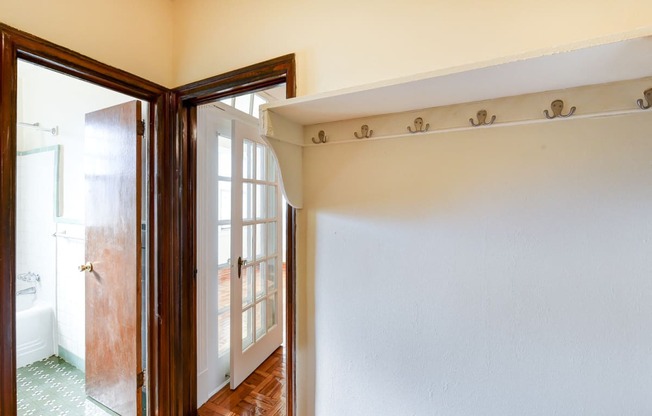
84 101 143 416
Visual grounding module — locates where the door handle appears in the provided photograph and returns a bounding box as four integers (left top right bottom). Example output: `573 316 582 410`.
237 257 247 278
78 262 93 272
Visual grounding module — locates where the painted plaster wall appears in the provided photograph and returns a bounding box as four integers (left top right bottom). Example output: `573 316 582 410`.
0 0 175 87
5 2 652 414
301 113 652 415
172 0 652 94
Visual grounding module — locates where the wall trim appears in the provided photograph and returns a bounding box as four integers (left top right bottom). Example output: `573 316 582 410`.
172 53 297 416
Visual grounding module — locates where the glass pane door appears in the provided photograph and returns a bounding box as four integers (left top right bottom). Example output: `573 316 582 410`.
230 121 283 389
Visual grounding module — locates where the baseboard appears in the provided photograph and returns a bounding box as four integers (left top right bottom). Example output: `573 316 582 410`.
58 345 84 372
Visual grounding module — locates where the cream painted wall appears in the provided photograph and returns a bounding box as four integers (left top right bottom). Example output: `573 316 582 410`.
3 1 651 92
5 2 652 415
0 0 175 86
172 0 652 94
301 113 652 415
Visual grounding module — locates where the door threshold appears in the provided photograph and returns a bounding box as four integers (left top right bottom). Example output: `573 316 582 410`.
86 396 121 415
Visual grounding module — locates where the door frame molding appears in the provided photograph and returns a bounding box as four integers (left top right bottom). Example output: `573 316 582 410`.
0 23 174 416
172 54 297 416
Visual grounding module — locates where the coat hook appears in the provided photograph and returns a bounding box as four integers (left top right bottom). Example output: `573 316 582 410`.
636 88 652 110
469 110 496 127
407 117 430 133
354 125 373 139
311 130 327 144
544 99 576 119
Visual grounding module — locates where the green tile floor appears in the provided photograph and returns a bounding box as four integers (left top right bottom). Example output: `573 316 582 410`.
17 356 108 415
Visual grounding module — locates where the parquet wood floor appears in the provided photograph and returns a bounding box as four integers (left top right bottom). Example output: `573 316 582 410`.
198 347 286 416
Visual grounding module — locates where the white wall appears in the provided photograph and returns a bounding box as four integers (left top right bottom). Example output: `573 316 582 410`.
301 113 652 415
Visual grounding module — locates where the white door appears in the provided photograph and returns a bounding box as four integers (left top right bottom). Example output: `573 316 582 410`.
196 104 283 401
196 106 233 405
230 119 284 389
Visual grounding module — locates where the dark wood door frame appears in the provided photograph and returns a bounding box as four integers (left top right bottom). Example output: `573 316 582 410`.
1 24 298 416
0 23 176 416
172 54 298 416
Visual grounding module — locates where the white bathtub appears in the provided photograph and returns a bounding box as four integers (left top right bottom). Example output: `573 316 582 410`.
16 300 55 368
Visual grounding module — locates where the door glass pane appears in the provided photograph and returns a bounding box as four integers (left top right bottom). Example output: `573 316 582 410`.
255 223 266 260
267 293 277 330
217 225 231 266
256 144 266 181
242 266 254 308
242 225 253 261
256 184 267 220
255 300 266 341
252 94 267 119
218 180 231 221
267 222 277 256
220 97 234 106
242 308 254 351
218 310 230 357
218 266 231 313
242 183 253 221
267 185 276 219
267 260 277 292
218 135 232 177
235 94 252 114
255 261 266 300
243 140 254 179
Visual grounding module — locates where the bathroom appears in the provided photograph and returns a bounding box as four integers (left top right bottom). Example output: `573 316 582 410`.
15 59 149 415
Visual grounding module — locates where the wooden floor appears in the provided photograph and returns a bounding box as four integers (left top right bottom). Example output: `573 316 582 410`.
198 347 286 416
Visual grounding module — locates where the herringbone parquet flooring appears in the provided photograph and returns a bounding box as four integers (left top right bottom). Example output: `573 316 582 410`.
198 347 286 416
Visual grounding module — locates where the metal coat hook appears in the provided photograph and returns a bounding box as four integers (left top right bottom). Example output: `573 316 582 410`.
636 88 652 110
311 130 327 144
354 125 373 139
407 117 430 133
469 110 496 127
544 99 576 119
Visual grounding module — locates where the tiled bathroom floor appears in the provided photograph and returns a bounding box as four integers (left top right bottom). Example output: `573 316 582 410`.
17 356 109 416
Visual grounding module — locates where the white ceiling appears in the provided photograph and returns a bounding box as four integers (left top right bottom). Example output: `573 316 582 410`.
265 36 652 125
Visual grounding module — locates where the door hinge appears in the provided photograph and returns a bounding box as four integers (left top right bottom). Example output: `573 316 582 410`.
137 370 146 388
137 119 146 136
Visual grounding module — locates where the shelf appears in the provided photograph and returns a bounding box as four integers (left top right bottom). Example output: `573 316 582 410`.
263 35 652 126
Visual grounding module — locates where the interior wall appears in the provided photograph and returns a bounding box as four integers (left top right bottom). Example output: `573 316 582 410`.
0 0 174 87
5 2 652 414
301 113 652 415
172 0 652 95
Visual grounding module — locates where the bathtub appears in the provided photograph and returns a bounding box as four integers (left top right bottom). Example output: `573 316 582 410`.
16 299 55 368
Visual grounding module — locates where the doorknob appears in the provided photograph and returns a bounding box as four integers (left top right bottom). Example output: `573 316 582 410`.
237 257 247 279
78 262 93 272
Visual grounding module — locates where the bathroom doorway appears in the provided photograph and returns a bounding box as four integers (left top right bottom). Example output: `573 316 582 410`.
15 60 149 415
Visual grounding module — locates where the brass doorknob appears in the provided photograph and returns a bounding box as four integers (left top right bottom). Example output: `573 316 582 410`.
78 262 93 272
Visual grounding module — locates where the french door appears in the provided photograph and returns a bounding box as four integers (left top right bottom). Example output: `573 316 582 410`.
230 119 283 388
196 103 283 399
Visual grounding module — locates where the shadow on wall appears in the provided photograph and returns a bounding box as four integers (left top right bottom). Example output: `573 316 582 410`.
302 113 652 415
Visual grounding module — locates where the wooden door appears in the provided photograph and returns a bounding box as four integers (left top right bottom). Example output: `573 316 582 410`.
231 120 284 388
83 101 143 416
